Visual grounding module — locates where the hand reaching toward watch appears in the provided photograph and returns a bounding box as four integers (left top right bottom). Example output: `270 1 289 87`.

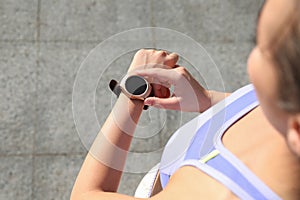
134 66 212 113
124 49 228 112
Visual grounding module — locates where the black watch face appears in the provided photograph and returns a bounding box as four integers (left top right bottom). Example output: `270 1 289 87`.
125 75 148 95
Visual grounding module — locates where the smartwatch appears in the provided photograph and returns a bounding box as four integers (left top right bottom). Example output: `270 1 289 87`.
109 75 153 110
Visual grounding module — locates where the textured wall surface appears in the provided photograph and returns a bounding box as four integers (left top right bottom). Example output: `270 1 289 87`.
0 0 264 199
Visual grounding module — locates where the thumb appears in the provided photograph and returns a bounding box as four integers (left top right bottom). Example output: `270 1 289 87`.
144 96 180 110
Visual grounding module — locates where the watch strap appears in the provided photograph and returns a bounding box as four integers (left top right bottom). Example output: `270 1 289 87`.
109 79 122 97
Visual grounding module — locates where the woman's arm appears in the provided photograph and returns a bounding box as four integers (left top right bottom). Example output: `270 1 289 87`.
70 92 230 200
70 49 179 200
70 93 145 200
70 49 230 200
208 90 231 106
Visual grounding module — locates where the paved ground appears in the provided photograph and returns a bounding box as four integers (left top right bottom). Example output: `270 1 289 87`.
0 0 264 199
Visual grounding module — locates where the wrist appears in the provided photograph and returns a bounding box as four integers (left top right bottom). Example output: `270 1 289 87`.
198 89 212 113
111 93 144 136
207 90 230 108
116 93 145 110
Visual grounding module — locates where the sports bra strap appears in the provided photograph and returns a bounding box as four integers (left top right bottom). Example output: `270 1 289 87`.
159 84 281 199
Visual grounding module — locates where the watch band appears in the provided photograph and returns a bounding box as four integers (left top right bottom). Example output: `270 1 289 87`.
109 79 122 97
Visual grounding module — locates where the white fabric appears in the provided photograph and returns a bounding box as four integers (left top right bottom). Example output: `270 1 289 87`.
134 163 160 198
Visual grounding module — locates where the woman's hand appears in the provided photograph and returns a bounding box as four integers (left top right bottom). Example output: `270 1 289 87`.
135 66 212 112
128 49 179 98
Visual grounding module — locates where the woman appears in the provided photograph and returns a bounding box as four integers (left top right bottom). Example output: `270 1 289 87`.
71 0 300 199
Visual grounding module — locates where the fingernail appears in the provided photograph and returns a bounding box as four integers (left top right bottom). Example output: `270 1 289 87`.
144 102 152 106
144 99 153 106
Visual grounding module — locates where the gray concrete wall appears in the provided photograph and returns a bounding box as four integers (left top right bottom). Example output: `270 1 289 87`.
0 0 264 199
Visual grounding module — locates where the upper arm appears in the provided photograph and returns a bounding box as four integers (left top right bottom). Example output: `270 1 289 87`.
71 166 232 200
75 190 147 200
70 166 202 200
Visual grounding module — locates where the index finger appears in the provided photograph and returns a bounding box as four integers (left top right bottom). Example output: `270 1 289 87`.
164 53 179 68
135 68 178 86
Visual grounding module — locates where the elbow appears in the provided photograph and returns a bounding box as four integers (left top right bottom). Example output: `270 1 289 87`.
71 189 107 200
70 186 84 200
70 191 79 200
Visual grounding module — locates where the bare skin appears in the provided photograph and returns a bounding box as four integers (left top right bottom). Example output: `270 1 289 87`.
71 0 300 199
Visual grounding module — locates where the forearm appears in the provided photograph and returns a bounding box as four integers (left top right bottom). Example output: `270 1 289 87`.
208 90 231 107
71 93 144 198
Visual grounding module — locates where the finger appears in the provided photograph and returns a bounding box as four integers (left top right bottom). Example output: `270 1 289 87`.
156 50 168 57
152 83 162 97
145 77 172 89
164 53 179 68
160 86 170 98
150 63 171 69
144 96 180 110
135 68 178 85
152 84 170 98
130 63 170 71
